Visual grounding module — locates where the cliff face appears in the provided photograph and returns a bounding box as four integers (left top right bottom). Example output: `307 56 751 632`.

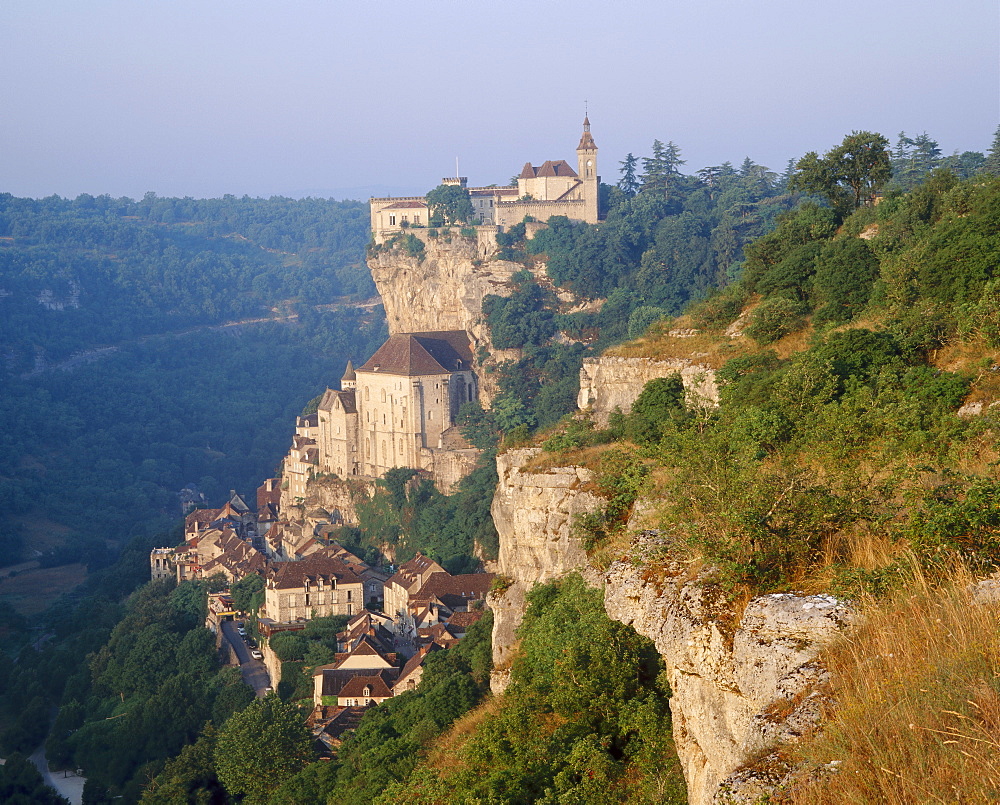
488 460 851 804
604 536 852 805
578 355 720 426
488 448 604 687
367 230 524 401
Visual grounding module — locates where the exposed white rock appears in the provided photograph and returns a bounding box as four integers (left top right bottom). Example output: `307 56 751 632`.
578 356 719 426
603 534 853 805
367 232 524 403
488 448 603 688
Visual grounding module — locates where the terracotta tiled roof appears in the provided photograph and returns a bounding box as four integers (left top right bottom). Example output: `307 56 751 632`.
267 554 363 590
186 508 221 527
358 332 473 376
414 571 493 602
320 667 398 697
447 610 484 628
383 200 428 209
519 162 536 179
535 159 577 178
339 674 394 700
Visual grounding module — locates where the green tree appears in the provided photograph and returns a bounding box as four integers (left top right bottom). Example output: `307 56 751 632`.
425 184 474 225
140 726 227 805
618 153 640 197
627 375 686 445
230 573 264 614
981 124 1000 176
214 696 312 804
792 131 891 215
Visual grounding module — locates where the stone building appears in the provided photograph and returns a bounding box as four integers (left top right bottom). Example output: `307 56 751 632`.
369 118 600 239
309 331 479 489
262 554 365 622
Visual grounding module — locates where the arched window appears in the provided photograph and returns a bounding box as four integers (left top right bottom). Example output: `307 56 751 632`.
365 386 370 400
381 389 386 402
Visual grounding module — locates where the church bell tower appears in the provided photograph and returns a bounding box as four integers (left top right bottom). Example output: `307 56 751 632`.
576 115 599 223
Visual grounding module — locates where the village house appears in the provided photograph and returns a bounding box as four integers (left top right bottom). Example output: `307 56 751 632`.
262 554 365 622
383 553 493 639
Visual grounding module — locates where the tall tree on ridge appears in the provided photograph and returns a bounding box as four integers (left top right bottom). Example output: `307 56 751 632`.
618 153 640 197
981 124 1000 176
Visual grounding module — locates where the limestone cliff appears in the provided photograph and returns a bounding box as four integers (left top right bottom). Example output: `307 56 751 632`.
487 448 603 688
578 355 720 426
367 229 523 402
604 535 852 805
488 462 851 804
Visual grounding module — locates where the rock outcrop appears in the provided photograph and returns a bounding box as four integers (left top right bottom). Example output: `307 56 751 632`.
604 534 853 805
488 448 603 688
578 356 719 426
367 230 523 401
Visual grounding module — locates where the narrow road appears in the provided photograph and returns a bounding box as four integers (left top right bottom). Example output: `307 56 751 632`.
29 729 85 804
220 620 271 696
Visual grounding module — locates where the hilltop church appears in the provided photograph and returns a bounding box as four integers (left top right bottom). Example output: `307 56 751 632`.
369 117 600 239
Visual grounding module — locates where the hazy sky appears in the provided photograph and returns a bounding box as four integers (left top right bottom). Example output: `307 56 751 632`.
2 0 997 200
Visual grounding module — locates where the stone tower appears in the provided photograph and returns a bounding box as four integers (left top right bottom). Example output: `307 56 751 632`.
576 115 599 224
341 359 357 391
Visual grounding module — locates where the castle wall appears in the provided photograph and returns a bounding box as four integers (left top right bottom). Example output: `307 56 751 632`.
495 198 587 228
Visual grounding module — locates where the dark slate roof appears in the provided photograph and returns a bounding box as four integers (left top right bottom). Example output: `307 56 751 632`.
519 160 580 181
359 332 473 377
577 116 597 151
318 388 357 415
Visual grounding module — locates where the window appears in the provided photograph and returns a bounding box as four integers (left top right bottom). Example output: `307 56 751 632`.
388 214 396 226
381 389 386 402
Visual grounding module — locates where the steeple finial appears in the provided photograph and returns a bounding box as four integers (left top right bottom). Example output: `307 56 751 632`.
577 110 596 151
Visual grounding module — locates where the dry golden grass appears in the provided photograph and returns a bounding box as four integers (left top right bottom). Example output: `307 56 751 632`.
521 442 617 475
604 315 752 367
781 562 1000 805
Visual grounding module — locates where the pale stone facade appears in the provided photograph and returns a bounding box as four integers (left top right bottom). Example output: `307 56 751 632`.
263 555 365 622
310 331 479 486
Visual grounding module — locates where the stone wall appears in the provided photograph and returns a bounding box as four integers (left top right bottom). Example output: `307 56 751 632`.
578 356 719 426
487 448 603 688
604 534 852 805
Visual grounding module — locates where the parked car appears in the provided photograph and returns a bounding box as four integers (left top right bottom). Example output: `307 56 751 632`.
250 649 263 661
237 625 247 637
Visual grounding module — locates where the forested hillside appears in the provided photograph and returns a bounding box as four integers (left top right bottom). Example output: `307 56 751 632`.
0 194 384 581
2 126 997 805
